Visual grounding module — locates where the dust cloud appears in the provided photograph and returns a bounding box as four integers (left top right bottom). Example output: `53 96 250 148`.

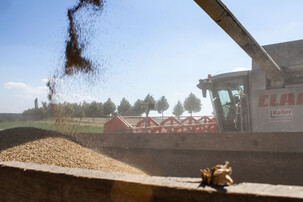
47 0 106 133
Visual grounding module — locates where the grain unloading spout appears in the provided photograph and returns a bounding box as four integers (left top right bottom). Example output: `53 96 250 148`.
194 0 286 87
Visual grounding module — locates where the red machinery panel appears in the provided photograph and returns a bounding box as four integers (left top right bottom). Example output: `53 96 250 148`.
104 116 217 134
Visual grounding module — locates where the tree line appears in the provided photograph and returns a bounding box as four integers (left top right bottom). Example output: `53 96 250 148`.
0 113 22 122
21 93 202 121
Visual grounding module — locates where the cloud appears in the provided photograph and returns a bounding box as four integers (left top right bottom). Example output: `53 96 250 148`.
4 82 48 99
42 78 64 83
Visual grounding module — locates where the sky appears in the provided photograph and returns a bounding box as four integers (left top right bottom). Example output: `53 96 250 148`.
0 0 302 116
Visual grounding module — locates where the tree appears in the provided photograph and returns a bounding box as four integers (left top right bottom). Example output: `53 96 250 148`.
173 101 184 117
0 115 5 123
34 98 39 109
87 101 102 118
96 102 104 117
45 104 55 119
41 101 53 119
157 96 169 118
82 101 90 117
22 107 45 121
144 94 156 107
117 98 132 116
103 98 116 117
42 101 47 109
131 99 145 116
64 103 75 117
143 93 156 114
71 103 82 118
183 93 202 116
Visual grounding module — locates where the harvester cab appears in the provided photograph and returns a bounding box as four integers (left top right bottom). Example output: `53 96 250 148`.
198 71 250 132
195 0 303 133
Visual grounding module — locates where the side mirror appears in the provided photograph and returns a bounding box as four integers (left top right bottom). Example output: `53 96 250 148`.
197 78 213 98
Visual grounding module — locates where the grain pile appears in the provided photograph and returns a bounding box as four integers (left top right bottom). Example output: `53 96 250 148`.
0 127 146 175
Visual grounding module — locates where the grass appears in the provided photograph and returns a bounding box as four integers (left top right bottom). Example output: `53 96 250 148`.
0 121 103 133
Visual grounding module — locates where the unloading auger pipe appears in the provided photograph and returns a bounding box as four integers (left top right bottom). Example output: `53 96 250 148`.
194 0 286 87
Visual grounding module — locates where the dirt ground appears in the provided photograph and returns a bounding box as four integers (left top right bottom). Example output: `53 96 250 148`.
0 127 146 175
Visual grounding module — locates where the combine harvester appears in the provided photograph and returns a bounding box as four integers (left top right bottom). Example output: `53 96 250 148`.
94 0 303 188
105 0 303 134
1 0 303 201
195 0 303 133
100 0 303 187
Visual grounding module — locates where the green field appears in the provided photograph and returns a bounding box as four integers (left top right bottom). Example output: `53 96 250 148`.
0 120 103 133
